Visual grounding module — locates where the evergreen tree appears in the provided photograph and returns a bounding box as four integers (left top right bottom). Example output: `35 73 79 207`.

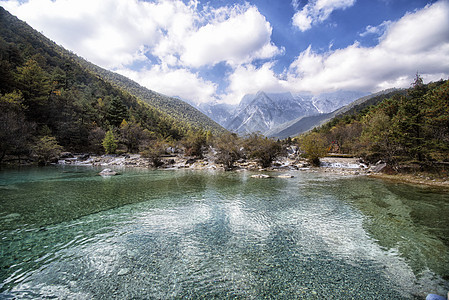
107 96 128 127
393 74 428 161
422 80 449 159
0 91 33 161
16 59 50 103
102 129 118 154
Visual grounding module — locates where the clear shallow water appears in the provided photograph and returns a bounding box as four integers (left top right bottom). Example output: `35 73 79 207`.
0 166 448 299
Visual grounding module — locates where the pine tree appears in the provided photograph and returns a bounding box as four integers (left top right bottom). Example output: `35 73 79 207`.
394 74 428 161
16 59 51 122
107 96 128 127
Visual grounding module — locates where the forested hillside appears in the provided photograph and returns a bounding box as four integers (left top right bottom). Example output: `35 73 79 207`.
0 7 224 163
298 76 449 170
75 56 225 134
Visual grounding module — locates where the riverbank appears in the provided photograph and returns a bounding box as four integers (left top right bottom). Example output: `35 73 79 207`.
5 152 447 188
368 173 449 189
57 153 371 174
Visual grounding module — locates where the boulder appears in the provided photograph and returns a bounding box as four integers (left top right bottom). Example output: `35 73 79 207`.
117 268 130 276
99 168 118 176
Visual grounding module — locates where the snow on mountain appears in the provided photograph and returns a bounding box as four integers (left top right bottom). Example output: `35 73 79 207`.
182 90 369 136
226 91 319 135
197 102 236 127
305 91 369 113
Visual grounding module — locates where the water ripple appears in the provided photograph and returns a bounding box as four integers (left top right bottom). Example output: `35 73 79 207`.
1 168 448 298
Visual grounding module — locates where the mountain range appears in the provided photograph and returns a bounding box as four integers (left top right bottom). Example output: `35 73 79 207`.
196 90 368 137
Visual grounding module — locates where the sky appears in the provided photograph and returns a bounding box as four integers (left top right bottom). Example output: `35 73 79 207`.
1 0 449 105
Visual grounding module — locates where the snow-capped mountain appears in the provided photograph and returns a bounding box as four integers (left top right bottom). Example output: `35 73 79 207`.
305 91 368 113
187 90 369 136
225 91 319 135
195 102 236 127
266 89 399 139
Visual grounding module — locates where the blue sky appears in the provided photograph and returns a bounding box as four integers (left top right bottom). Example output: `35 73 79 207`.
1 0 448 104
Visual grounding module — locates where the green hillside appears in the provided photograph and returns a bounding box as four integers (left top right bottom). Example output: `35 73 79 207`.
298 76 449 170
0 7 225 162
76 59 224 134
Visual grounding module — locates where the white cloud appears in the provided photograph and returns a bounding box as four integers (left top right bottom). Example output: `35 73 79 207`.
1 0 165 68
181 6 282 67
117 66 218 104
2 0 448 107
0 0 282 104
359 20 392 38
0 0 281 69
292 0 356 31
223 62 289 104
225 0 449 102
206 0 449 105
381 1 449 54
288 0 449 93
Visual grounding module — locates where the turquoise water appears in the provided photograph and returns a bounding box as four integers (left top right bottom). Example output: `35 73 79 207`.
0 166 448 299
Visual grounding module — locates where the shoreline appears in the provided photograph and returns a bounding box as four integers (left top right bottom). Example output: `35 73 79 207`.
368 173 449 189
3 153 448 189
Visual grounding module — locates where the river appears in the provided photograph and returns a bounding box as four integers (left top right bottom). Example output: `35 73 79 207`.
0 166 448 299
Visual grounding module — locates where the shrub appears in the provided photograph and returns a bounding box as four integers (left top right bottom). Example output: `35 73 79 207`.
32 135 63 165
102 129 118 154
298 132 328 167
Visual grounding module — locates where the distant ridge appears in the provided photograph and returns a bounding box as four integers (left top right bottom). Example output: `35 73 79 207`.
266 88 405 139
214 90 362 136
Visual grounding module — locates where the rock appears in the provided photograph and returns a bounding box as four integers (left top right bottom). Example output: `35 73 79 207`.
371 163 387 173
166 147 177 154
78 154 90 161
163 159 175 165
251 174 272 179
117 268 130 276
286 146 298 155
185 158 196 165
99 168 118 176
59 152 74 159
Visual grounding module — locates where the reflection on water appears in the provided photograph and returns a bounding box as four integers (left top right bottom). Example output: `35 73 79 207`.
0 166 448 298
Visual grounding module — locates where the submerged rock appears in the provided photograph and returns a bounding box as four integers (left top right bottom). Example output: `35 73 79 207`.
278 175 295 178
99 168 118 176
117 268 130 276
251 174 272 179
